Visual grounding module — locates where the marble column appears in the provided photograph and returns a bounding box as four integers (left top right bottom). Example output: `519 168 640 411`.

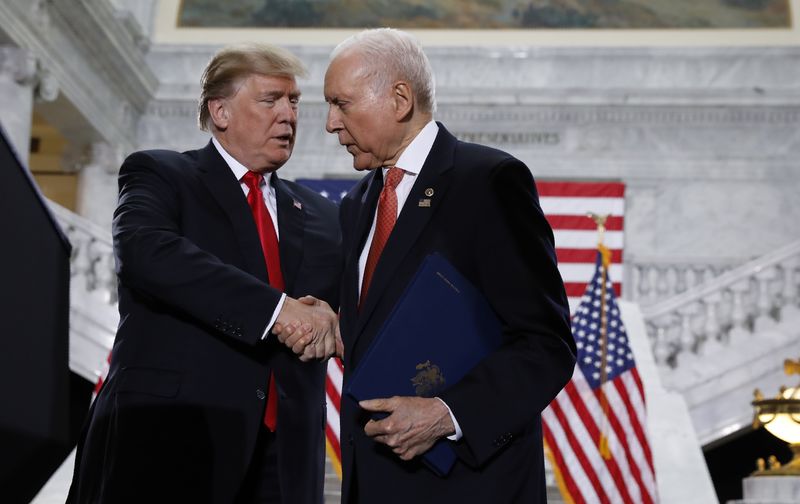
0 46 37 166
76 142 124 233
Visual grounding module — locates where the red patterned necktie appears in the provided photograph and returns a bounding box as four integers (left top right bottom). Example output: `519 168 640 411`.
360 167 405 306
242 170 282 432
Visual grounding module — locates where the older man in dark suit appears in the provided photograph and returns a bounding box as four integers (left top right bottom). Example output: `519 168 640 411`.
68 44 342 504
323 28 576 503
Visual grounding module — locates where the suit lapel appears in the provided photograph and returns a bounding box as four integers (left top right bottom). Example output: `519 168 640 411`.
340 171 382 357
197 141 269 283
355 124 457 340
272 174 305 292
353 171 384 260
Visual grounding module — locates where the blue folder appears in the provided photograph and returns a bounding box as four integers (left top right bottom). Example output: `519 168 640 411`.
345 253 503 476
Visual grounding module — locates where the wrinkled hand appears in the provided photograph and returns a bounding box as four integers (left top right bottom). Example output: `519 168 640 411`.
295 295 343 359
361 396 455 461
272 295 340 362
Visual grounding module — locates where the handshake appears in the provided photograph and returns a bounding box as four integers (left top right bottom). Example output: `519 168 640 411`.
272 295 342 362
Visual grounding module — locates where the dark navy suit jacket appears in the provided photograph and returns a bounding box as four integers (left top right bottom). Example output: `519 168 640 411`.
338 124 576 503
68 141 342 503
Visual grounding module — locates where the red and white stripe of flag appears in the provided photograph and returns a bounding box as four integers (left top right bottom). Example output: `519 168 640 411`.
325 357 344 478
543 368 657 504
538 181 625 314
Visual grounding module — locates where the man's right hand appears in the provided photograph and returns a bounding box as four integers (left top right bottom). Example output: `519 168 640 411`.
272 296 340 362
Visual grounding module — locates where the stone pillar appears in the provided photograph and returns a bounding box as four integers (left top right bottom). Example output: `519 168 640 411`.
0 46 37 166
76 142 124 233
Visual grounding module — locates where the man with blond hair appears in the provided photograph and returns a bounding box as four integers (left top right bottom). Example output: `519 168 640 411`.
324 28 576 502
68 43 341 503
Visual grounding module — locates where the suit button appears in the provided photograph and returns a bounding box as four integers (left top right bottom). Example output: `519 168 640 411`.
256 389 266 400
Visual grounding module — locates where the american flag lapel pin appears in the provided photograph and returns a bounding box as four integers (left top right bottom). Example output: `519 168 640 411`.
293 199 302 210
418 187 434 207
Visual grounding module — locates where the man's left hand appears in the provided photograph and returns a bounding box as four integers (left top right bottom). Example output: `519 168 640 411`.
361 396 455 461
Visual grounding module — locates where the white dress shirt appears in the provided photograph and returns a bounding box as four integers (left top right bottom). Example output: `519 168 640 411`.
357 120 437 292
212 137 286 339
356 121 463 441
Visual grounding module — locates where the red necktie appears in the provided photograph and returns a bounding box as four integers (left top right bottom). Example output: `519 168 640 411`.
242 170 282 432
360 167 405 306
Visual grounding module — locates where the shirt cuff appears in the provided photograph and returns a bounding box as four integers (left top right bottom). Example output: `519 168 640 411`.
436 397 463 441
262 293 287 340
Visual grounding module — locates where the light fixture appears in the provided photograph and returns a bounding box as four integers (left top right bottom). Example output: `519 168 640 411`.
751 358 800 475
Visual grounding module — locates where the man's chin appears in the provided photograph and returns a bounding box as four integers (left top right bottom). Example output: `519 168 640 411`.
351 155 381 171
262 155 291 172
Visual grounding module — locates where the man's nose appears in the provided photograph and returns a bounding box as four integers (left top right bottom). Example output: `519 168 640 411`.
275 98 297 122
325 105 341 133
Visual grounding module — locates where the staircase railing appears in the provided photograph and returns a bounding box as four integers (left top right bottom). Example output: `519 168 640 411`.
640 240 800 369
47 201 117 383
626 256 744 306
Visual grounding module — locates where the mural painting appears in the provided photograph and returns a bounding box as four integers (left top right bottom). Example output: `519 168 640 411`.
178 0 791 29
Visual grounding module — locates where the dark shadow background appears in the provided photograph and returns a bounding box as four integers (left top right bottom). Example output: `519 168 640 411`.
0 127 92 503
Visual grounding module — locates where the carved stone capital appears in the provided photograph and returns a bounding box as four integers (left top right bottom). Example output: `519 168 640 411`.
0 46 37 85
0 46 59 102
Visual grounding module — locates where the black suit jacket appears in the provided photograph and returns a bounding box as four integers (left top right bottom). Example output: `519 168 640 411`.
68 141 342 503
338 124 576 503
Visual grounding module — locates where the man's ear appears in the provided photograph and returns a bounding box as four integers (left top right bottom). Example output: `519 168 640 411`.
208 98 230 131
392 81 414 121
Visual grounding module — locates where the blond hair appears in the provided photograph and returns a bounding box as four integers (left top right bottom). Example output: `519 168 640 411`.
198 43 307 131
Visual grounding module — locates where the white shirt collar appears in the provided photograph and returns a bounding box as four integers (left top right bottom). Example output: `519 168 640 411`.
212 136 273 187
388 120 438 176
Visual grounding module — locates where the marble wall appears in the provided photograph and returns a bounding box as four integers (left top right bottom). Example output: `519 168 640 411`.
140 45 800 271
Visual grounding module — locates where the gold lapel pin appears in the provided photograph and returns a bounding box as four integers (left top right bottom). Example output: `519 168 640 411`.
424 188 434 197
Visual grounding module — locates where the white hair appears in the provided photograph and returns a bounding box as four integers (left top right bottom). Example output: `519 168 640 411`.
331 28 437 113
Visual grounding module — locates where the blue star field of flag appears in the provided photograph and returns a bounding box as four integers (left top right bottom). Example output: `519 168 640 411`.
296 179 358 205
572 253 635 390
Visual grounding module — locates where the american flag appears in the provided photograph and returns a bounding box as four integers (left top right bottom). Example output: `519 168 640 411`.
297 179 629 482
542 245 657 503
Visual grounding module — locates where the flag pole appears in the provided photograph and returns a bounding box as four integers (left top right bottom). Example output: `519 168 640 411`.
588 212 613 460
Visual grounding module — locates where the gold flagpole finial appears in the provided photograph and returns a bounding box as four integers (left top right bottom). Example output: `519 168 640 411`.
587 212 610 245
587 213 612 267
587 212 609 229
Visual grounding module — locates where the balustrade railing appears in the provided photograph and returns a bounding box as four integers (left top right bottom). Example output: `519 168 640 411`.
639 241 800 370
48 201 117 382
626 257 746 306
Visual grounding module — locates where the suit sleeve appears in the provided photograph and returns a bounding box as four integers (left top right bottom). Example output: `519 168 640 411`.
112 152 282 345
438 158 577 467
